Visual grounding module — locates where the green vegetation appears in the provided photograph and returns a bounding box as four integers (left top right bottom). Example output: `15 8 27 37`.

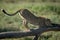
0 1 60 40
0 0 60 2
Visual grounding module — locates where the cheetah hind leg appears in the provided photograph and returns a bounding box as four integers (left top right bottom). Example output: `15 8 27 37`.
22 19 30 32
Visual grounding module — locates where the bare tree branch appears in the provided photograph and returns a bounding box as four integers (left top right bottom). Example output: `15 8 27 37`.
0 26 60 39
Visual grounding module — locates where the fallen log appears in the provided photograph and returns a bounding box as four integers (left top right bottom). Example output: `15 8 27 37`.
0 26 60 39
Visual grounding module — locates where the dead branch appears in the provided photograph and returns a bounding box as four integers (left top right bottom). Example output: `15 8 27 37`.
0 26 60 39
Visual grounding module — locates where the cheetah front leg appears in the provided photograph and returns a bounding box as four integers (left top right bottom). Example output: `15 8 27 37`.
22 19 30 31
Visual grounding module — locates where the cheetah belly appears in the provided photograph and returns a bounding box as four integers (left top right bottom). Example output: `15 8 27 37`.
28 19 40 26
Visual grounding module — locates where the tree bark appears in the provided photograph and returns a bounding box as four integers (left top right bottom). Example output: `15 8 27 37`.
0 26 60 39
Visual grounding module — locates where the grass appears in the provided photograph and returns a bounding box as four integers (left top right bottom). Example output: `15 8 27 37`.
0 2 60 40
